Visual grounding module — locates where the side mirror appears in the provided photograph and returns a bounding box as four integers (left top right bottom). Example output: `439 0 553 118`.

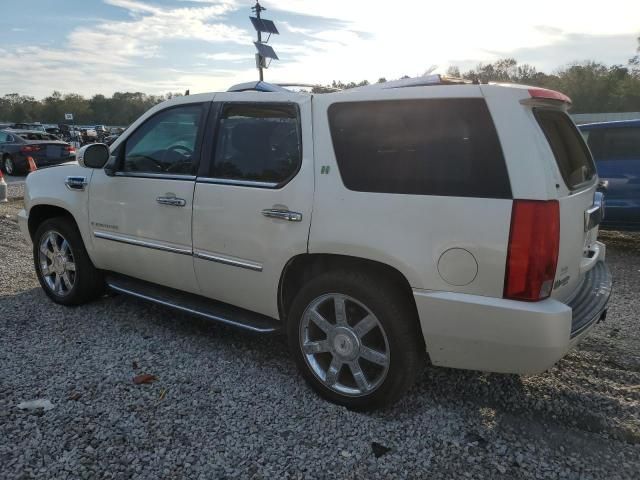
77 143 110 169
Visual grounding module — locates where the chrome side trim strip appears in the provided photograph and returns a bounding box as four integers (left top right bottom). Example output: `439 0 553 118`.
196 177 278 188
114 172 197 181
193 250 263 272
106 282 274 333
93 231 192 256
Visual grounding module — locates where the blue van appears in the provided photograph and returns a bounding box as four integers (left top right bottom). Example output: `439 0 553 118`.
579 119 640 231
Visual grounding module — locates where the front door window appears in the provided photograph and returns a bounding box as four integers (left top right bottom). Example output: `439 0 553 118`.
122 104 204 175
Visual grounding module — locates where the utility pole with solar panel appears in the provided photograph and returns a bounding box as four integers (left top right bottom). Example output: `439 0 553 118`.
251 1 279 81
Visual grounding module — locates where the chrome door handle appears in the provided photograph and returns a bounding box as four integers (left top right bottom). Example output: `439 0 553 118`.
261 208 302 222
156 196 186 207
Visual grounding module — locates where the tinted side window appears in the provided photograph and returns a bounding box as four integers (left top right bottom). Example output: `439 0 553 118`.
122 104 203 175
588 127 640 161
212 103 301 184
327 99 511 198
534 109 596 189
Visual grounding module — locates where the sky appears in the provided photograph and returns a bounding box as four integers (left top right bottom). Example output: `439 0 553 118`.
0 0 638 98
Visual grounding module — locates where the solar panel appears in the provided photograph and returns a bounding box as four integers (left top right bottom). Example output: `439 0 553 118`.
254 42 279 60
260 19 279 34
250 16 279 34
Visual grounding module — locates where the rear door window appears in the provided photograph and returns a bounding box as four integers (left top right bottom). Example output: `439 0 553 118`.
211 103 301 185
534 109 596 189
327 98 511 198
586 127 640 162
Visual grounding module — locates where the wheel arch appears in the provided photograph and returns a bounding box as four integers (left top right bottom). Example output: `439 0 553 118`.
28 204 77 240
278 253 420 327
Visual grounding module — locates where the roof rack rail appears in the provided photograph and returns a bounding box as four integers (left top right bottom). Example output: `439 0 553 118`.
227 75 471 94
227 81 289 92
348 74 472 91
275 83 341 92
227 81 339 93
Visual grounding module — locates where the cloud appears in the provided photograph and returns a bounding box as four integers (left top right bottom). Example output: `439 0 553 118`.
199 52 250 61
0 0 254 97
1 0 639 98
480 33 638 72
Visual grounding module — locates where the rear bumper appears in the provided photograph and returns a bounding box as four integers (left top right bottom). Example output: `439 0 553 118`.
414 260 612 375
567 261 611 338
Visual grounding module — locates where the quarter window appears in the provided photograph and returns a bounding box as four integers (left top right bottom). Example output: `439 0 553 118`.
328 99 511 198
534 109 596 189
212 103 301 184
122 104 203 175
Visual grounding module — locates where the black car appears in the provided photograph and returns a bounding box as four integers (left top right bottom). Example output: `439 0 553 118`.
0 129 75 175
10 123 46 132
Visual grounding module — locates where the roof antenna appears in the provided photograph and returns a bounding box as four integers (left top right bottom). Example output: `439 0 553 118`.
250 1 279 82
184 89 190 96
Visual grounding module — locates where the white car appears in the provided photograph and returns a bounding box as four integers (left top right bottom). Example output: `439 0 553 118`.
18 76 611 409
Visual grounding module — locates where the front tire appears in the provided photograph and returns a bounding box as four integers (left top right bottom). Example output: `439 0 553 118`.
287 269 425 410
33 217 105 306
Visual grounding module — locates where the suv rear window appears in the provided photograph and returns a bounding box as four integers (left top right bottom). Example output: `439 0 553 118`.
585 127 640 161
534 109 596 189
327 98 511 198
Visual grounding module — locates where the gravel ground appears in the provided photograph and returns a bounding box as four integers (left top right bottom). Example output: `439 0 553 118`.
3 181 24 201
1 198 639 479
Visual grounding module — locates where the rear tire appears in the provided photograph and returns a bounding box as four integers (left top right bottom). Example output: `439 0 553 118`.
33 217 105 306
287 269 425 410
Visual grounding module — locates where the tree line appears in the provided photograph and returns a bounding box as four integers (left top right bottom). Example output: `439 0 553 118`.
0 91 183 126
313 59 640 114
1 38 639 125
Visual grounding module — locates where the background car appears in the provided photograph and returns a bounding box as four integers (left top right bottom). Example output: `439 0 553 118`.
103 134 119 146
45 126 63 138
0 129 75 175
580 119 640 230
80 127 98 144
10 122 46 132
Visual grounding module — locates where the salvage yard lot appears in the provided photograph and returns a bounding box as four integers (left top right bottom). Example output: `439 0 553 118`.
1 197 639 479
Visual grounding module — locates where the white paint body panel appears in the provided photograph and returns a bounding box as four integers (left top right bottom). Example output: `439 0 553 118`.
88 171 199 294
413 289 573 374
191 93 314 319
19 82 609 377
310 86 512 298
20 165 95 254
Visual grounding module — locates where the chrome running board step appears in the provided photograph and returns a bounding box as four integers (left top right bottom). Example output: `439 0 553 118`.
105 274 281 333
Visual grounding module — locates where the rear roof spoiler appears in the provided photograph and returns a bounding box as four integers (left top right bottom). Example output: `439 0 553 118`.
520 88 572 106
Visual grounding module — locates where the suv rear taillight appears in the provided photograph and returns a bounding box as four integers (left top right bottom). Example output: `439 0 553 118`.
63 145 76 153
20 145 41 154
504 200 560 301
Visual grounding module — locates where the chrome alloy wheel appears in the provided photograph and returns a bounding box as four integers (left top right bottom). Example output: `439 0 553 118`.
38 231 76 296
300 293 390 396
4 158 14 175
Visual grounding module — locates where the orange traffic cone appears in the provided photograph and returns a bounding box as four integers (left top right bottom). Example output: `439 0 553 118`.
0 169 7 203
26 156 37 173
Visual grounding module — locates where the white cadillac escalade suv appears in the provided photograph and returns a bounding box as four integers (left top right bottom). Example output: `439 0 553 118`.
18 76 612 409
